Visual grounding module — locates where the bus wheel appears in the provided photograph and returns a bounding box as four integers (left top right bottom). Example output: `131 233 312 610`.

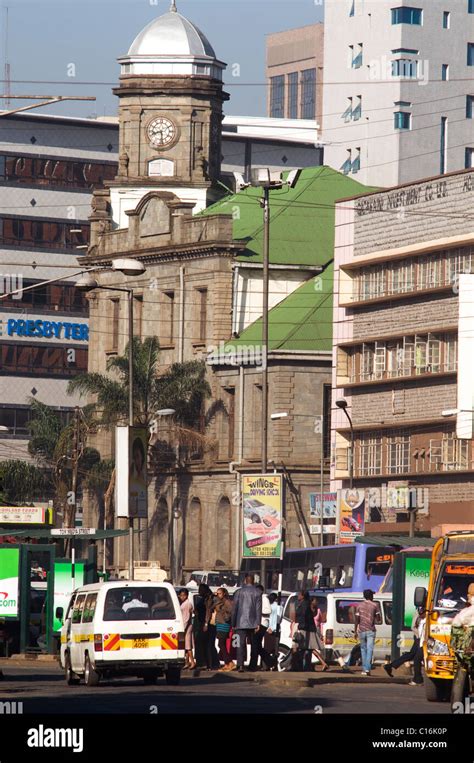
84 654 100 687
424 676 451 702
65 654 80 686
451 667 469 707
165 668 181 686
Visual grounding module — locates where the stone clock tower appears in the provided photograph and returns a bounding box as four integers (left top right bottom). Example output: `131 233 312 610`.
109 0 228 226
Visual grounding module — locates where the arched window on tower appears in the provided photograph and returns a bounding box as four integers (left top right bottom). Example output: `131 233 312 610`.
185 498 202 568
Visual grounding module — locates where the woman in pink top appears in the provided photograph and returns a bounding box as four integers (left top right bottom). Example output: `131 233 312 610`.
178 589 196 670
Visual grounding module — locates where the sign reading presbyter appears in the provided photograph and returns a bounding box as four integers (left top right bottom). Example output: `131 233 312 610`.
242 474 283 559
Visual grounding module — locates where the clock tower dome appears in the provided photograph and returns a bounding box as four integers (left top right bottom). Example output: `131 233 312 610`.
110 0 228 226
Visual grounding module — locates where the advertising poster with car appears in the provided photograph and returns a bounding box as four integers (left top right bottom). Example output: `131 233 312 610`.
0 547 20 618
337 489 365 544
53 560 85 632
242 474 283 559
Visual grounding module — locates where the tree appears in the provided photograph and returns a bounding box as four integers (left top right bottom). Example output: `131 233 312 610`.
0 460 46 504
67 336 211 438
27 400 105 527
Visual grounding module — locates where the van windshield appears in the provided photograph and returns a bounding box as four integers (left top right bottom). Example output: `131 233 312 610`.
207 573 238 587
103 588 177 621
434 561 474 618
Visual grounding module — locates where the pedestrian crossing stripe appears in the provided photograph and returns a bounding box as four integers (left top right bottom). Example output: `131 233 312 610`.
104 633 121 651
161 633 178 650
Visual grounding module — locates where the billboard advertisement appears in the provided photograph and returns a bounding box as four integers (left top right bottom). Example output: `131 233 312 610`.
242 474 283 559
0 547 20 618
310 492 337 519
115 425 148 519
403 554 432 628
53 560 85 632
337 488 365 544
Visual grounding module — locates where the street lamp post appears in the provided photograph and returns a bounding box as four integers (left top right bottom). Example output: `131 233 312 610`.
248 167 301 588
335 398 354 489
76 259 146 579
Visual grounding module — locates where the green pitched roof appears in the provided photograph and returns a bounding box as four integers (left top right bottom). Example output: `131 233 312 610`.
223 263 334 354
202 165 375 266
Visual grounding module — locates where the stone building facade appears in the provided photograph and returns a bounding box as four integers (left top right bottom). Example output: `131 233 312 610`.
80 4 336 579
331 167 474 536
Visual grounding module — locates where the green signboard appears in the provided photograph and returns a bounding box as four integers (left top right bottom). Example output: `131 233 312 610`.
0 547 20 618
53 560 85 632
403 554 432 628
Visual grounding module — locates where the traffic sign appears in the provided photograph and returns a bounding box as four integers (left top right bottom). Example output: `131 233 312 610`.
51 528 96 536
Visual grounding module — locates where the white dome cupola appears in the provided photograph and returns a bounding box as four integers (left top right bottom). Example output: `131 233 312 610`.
118 1 226 80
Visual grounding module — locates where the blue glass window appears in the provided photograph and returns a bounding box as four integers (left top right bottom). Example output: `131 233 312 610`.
442 64 449 81
392 59 418 77
391 7 422 25
394 111 411 129
270 76 285 118
287 73 298 119
467 96 474 118
301 69 316 119
468 43 474 66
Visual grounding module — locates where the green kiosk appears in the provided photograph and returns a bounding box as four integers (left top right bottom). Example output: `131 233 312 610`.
0 527 128 656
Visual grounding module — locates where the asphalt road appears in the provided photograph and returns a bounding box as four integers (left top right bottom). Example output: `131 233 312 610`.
0 664 452 715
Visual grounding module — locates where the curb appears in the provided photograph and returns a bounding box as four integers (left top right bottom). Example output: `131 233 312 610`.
196 668 412 687
0 655 58 664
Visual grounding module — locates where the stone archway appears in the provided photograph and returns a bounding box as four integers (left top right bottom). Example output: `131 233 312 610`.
149 496 170 568
216 495 232 568
185 497 202 568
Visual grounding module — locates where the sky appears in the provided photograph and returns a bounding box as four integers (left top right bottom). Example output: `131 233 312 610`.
1 0 323 119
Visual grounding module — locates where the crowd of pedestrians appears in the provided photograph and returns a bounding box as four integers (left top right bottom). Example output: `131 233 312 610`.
178 580 427 683
178 575 283 672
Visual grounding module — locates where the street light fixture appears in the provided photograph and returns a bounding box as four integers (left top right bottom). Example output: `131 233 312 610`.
335 398 354 489
441 408 473 417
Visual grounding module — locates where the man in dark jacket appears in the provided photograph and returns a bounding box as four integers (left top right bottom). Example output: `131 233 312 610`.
231 575 262 672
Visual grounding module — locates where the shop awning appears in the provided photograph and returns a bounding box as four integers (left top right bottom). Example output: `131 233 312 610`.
355 534 436 549
0 528 131 540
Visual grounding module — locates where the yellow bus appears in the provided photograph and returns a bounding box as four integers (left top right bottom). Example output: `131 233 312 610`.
415 531 474 702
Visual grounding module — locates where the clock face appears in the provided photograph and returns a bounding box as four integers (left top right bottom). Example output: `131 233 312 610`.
147 117 177 148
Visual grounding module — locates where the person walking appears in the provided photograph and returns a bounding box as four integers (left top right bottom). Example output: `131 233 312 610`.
265 593 282 670
231 574 262 673
384 607 426 684
249 584 273 671
355 589 379 676
178 589 196 670
212 588 234 671
193 584 214 669
293 591 320 671
309 597 329 671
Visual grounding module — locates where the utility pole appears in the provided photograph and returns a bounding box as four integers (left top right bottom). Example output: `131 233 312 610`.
260 186 270 590
68 406 81 561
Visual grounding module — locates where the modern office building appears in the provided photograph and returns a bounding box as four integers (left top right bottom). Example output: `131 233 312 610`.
266 24 324 124
0 111 118 461
331 166 474 537
322 0 474 187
